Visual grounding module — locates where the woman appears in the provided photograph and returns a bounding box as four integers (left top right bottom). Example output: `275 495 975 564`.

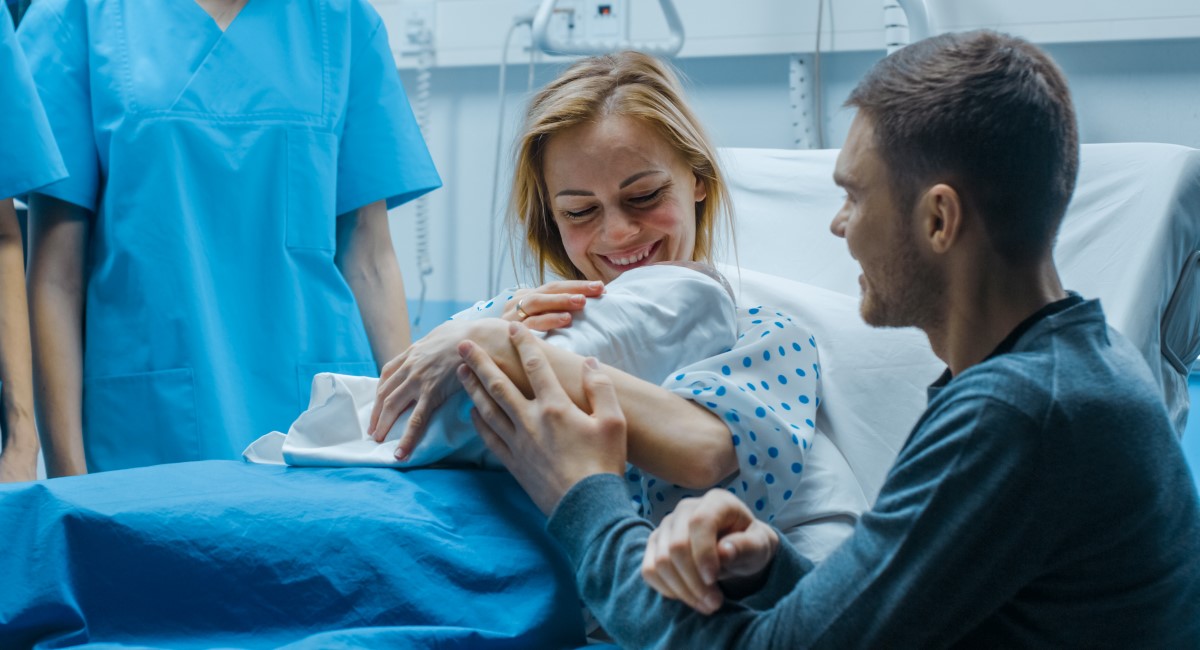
373 51 865 556
19 0 441 476
0 5 65 482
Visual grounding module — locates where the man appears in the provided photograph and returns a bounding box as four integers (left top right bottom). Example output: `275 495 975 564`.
456 30 1200 647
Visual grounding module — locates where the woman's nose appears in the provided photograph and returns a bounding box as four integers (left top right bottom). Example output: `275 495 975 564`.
602 210 641 242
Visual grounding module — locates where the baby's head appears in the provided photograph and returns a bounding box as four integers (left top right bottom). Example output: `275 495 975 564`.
652 261 735 303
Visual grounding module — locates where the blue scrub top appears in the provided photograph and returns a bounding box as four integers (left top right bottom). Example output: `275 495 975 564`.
0 8 65 198
20 0 441 472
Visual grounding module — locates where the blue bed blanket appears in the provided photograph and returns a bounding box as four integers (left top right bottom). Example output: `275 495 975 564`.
0 461 585 649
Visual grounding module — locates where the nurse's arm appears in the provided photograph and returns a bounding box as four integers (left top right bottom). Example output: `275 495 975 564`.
469 321 737 489
0 200 39 481
26 194 90 477
336 200 412 371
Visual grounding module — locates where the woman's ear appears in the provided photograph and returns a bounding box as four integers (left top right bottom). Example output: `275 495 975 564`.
693 173 708 203
922 183 962 255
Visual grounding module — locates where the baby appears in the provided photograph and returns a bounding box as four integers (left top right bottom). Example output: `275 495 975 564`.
244 262 738 470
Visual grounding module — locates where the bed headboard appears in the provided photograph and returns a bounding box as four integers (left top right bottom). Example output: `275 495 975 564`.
716 143 1200 501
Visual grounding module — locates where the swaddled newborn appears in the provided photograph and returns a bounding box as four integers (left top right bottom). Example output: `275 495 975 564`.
244 262 738 469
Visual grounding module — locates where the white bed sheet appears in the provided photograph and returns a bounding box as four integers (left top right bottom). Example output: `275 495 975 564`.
717 143 1200 501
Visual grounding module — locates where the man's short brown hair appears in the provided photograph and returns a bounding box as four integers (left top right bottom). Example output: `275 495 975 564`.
846 30 1079 262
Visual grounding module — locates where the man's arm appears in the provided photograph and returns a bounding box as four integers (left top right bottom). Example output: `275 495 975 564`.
26 194 90 477
467 320 736 490
460 331 1047 648
336 200 411 370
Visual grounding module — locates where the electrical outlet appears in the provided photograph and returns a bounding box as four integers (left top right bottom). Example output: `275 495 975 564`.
585 0 621 39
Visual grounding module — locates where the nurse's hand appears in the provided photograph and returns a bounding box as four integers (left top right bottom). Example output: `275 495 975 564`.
641 489 780 615
502 280 604 332
369 319 496 457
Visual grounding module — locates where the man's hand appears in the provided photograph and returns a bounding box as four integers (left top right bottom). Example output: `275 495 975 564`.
641 489 780 615
456 322 627 514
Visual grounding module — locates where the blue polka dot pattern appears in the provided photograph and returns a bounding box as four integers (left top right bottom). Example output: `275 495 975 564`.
655 304 820 532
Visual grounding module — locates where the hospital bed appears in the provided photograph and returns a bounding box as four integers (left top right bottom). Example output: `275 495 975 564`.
2 143 1197 648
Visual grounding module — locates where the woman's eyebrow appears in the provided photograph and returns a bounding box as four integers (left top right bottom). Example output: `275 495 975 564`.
619 170 665 189
554 189 595 198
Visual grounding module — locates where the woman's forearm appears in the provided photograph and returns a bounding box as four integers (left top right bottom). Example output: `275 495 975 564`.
473 321 736 489
27 194 89 476
0 202 37 449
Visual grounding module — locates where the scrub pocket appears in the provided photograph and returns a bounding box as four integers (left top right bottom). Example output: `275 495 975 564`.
84 367 198 472
296 361 377 412
286 128 338 251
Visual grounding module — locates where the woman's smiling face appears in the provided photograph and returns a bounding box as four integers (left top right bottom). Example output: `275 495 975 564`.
543 115 706 283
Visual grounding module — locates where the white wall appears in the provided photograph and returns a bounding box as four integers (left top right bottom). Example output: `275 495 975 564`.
386 5 1200 334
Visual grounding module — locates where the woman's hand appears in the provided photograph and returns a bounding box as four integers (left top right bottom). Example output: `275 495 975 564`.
641 489 780 615
369 319 506 459
501 280 604 332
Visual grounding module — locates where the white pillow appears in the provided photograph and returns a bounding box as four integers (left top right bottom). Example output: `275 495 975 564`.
719 264 944 503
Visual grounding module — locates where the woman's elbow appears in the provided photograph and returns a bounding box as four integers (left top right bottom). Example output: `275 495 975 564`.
678 437 738 489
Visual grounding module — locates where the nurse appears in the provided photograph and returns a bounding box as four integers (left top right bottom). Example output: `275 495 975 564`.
20 0 441 476
0 5 66 482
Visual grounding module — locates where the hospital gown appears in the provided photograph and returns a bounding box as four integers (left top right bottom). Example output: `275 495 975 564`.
18 0 441 471
457 268 863 560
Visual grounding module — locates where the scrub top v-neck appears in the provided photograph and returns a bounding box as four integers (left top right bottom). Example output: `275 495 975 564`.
19 0 441 472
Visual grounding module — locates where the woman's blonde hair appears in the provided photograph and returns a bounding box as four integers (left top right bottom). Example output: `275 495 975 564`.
510 51 732 282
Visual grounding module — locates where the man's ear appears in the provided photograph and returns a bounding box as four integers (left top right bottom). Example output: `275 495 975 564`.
920 183 962 255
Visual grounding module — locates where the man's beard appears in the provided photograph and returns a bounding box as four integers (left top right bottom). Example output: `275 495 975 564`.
859 232 944 331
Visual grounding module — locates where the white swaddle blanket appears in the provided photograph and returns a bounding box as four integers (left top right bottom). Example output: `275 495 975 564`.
243 264 738 468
